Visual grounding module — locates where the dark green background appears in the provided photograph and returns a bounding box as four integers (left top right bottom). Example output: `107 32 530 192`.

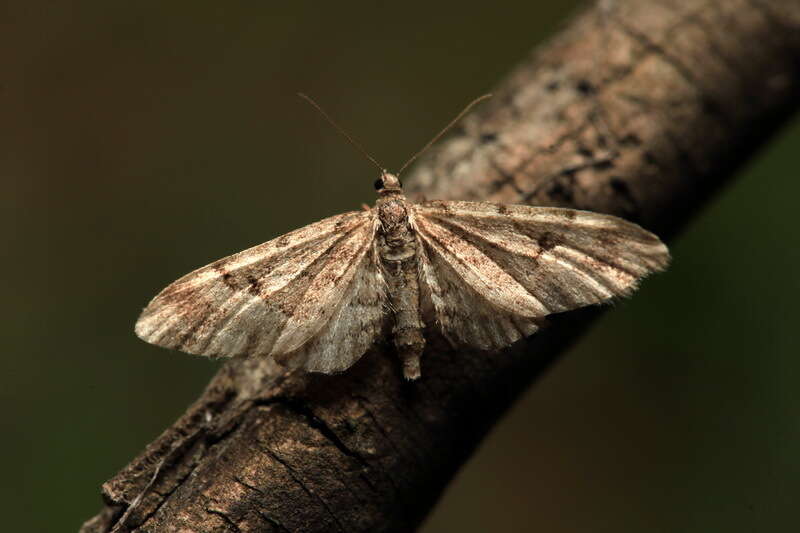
3 2 799 531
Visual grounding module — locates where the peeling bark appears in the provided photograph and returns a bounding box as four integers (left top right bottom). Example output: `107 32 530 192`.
82 1 800 531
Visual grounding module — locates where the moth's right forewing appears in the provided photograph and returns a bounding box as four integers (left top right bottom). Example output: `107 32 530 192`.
413 210 550 317
415 234 541 351
415 201 669 315
134 210 372 359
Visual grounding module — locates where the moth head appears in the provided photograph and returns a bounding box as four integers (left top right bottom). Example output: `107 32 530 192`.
374 172 402 193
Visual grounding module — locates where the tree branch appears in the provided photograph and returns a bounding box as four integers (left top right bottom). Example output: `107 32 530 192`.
82 1 800 531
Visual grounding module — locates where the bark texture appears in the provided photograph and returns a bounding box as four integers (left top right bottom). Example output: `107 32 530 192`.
82 1 800 531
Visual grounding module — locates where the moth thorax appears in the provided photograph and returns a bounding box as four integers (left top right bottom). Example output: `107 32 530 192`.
378 199 409 227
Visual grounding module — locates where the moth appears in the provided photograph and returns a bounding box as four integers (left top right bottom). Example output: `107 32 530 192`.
136 95 669 380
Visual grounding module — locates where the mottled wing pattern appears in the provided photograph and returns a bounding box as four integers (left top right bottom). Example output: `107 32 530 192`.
413 200 669 348
278 244 388 373
135 210 387 372
416 240 542 350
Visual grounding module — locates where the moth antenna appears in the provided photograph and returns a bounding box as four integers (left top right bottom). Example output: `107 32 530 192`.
298 92 385 173
397 93 492 176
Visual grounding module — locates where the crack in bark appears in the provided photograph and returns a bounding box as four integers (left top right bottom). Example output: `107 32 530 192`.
688 5 744 76
523 154 616 205
206 507 243 533
109 398 249 532
352 396 402 460
261 446 347 533
614 16 732 129
253 396 371 471
232 477 291 532
275 400 382 496
256 511 291 533
350 396 405 495
110 428 208 533
487 157 524 195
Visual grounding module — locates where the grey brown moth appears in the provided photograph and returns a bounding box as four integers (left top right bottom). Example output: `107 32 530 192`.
135 95 669 380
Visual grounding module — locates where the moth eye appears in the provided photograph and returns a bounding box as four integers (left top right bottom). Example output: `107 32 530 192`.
373 179 383 190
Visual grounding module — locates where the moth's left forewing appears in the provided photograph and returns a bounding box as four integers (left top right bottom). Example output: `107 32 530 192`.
135 210 388 375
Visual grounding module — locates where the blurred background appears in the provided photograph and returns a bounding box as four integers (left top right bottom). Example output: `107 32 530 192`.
2 1 799 531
